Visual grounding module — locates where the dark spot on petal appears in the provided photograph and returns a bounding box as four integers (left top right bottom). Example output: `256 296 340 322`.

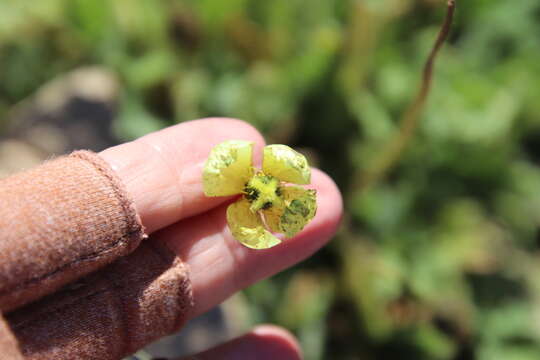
289 199 310 217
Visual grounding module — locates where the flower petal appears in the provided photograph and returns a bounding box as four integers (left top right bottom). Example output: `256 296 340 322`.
262 201 285 234
227 198 282 249
276 186 317 238
262 145 310 185
203 140 254 196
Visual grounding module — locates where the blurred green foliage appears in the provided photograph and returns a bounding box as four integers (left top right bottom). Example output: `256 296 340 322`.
2 0 540 359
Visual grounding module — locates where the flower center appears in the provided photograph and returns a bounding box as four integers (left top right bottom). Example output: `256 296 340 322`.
244 173 282 212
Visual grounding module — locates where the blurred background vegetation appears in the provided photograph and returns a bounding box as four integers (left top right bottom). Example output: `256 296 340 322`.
2 0 540 359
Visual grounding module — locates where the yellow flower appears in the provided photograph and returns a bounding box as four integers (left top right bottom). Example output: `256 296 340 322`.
203 140 317 249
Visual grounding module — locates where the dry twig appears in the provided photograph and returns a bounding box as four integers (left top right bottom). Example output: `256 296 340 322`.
358 0 456 191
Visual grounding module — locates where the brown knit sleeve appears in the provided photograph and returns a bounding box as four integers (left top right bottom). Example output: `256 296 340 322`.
7 240 193 360
0 150 146 312
0 150 194 359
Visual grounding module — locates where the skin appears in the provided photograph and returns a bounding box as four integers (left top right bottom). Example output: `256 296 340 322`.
176 325 303 360
100 118 343 359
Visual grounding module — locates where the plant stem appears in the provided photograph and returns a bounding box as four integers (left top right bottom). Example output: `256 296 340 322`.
358 0 457 192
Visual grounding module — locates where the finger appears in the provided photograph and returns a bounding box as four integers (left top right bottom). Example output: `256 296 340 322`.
176 325 302 360
100 118 265 233
156 168 342 318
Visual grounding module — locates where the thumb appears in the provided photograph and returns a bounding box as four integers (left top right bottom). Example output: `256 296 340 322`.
175 325 302 360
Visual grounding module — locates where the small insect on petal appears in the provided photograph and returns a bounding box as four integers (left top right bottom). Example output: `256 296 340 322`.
276 186 317 238
227 198 282 249
203 140 254 196
263 145 310 185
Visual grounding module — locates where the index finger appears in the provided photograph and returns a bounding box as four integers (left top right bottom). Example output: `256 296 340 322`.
100 118 266 234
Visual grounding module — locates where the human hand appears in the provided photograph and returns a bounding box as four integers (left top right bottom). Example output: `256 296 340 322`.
100 118 343 359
